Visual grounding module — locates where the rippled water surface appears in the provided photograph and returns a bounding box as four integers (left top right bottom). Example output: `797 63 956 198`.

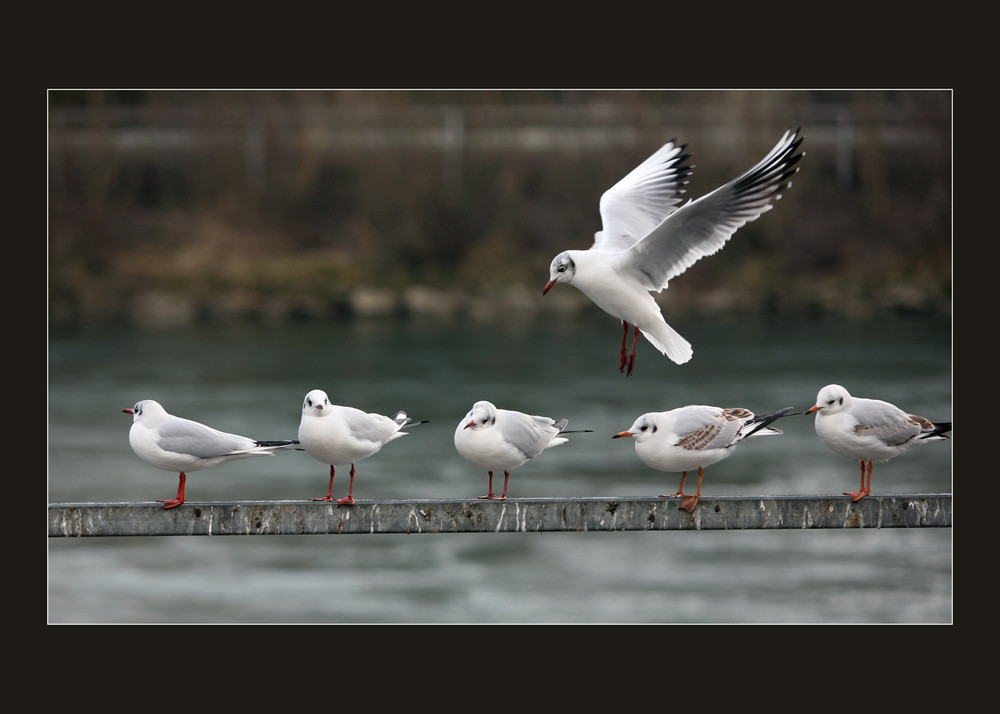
47 315 953 623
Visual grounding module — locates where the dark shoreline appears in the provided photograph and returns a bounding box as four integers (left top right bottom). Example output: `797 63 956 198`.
48 281 951 329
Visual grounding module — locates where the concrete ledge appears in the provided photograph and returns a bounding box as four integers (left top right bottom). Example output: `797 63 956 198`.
48 494 952 537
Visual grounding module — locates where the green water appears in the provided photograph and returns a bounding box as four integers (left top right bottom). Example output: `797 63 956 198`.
47 315 952 623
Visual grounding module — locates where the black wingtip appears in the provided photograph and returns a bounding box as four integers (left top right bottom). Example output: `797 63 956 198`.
743 406 796 437
923 422 952 438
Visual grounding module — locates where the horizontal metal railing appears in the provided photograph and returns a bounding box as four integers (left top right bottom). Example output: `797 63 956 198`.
48 494 952 537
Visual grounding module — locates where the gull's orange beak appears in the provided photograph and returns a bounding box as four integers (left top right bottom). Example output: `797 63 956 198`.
463 419 475 429
612 431 633 439
806 405 820 414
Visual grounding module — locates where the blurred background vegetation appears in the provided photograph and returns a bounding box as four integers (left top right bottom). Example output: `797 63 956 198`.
47 89 952 327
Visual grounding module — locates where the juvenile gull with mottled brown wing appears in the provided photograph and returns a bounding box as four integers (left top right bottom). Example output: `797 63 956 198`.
613 404 794 511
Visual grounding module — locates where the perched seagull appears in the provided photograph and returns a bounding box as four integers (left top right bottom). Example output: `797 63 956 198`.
613 405 794 512
806 384 951 502
298 388 425 505
543 127 804 375
124 399 300 509
454 400 591 500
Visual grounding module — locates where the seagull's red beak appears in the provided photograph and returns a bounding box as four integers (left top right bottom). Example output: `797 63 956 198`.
612 430 633 439
806 405 820 414
463 419 475 429
123 408 135 415
542 279 557 295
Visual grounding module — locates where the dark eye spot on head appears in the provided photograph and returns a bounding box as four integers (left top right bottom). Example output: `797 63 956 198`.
652 425 658 432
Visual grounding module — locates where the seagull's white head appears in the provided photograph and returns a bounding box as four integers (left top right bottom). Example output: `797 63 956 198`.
462 400 497 430
807 384 853 416
613 413 658 442
543 251 577 294
302 389 332 417
123 399 167 424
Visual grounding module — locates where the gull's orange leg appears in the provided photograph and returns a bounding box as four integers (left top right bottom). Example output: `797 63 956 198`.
659 471 689 498
680 467 705 512
845 460 873 502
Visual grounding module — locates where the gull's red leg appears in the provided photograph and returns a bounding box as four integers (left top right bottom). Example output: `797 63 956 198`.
312 465 336 502
337 464 356 506
498 471 511 500
625 325 641 377
619 322 630 371
478 471 496 499
158 472 187 509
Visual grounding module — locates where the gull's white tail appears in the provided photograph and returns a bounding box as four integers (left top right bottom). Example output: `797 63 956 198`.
641 321 693 365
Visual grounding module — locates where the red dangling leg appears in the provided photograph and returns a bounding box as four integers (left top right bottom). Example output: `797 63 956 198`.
626 325 641 377
498 471 511 499
312 465 336 501
845 460 873 502
659 471 689 498
680 467 705 512
619 322 630 371
337 464 356 506
478 471 496 500
158 472 187 509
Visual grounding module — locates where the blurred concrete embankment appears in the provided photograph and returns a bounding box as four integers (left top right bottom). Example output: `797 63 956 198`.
47 90 952 328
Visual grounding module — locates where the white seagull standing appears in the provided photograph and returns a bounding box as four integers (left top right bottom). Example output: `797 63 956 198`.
454 400 590 500
613 405 794 512
543 127 804 375
124 399 300 509
806 384 951 502
297 388 425 505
